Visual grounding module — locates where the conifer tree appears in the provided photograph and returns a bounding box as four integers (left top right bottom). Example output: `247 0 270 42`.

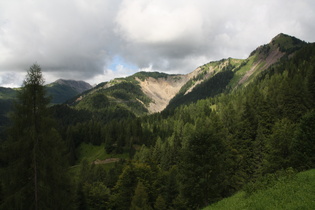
1 64 73 209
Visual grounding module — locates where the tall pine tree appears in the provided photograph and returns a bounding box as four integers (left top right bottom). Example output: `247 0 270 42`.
1 64 73 209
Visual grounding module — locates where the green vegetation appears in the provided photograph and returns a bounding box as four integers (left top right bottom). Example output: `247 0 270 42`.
271 33 306 53
205 169 315 210
178 59 237 95
71 71 178 117
74 80 151 116
166 69 234 110
167 58 247 111
228 56 254 87
132 71 171 81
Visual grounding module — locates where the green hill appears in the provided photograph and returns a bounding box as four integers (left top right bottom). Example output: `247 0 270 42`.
70 78 150 116
67 71 182 116
205 169 315 210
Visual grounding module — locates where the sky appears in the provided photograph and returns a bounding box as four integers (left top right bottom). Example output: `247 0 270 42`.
0 0 315 87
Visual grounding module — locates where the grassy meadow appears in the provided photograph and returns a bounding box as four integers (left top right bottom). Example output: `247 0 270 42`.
205 169 315 210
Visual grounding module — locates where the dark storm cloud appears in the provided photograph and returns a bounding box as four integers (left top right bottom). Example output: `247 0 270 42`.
0 0 314 86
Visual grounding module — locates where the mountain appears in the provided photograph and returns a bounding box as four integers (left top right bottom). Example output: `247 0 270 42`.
71 33 307 115
238 33 306 86
53 79 92 94
165 33 307 110
68 72 190 115
46 79 92 104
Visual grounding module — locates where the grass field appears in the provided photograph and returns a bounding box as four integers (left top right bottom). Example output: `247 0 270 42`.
205 169 315 210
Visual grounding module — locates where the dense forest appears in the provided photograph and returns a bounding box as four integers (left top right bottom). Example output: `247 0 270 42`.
1 38 315 209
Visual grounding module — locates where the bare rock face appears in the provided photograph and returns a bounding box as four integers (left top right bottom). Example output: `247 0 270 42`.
137 75 190 113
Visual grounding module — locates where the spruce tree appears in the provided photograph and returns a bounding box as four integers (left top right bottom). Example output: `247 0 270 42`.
1 64 73 209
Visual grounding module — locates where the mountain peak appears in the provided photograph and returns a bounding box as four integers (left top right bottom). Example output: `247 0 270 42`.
249 33 306 58
272 33 290 41
270 33 306 51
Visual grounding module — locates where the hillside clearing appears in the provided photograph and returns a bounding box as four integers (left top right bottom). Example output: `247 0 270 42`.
76 142 129 164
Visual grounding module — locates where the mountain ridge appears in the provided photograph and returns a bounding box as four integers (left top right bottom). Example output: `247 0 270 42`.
69 33 308 115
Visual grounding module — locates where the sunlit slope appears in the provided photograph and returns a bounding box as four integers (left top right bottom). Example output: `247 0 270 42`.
205 169 315 210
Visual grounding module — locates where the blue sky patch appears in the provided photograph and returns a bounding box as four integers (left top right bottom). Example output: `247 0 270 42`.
109 55 138 71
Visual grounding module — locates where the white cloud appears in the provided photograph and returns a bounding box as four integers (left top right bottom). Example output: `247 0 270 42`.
116 0 204 45
0 72 25 88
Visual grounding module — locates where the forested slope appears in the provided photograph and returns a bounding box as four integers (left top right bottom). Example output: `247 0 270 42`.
49 36 315 209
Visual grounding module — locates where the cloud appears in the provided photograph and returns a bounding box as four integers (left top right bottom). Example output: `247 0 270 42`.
0 71 25 88
116 0 204 45
115 0 208 70
0 0 314 86
0 0 121 82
